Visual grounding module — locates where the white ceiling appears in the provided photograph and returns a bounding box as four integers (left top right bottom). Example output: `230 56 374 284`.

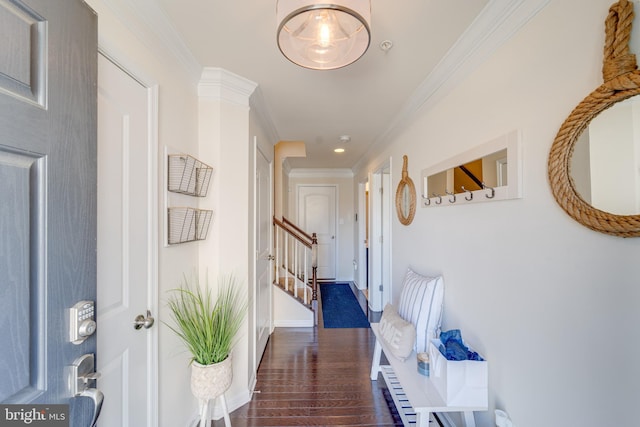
153 0 492 170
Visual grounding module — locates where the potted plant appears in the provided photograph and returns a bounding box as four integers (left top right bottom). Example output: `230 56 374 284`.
165 273 247 426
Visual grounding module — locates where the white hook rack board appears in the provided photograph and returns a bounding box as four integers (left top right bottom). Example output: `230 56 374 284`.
420 130 522 208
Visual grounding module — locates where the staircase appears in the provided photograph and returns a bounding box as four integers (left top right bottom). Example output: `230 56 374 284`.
273 216 318 325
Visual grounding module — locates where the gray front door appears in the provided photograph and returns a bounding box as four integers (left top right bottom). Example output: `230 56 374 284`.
0 1 98 426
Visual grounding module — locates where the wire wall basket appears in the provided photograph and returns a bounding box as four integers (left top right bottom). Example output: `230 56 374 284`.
168 154 213 197
168 207 213 244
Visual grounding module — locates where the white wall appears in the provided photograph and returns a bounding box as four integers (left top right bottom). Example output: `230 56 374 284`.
273 286 314 327
354 0 640 426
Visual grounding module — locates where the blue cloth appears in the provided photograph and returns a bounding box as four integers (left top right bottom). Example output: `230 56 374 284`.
438 329 484 361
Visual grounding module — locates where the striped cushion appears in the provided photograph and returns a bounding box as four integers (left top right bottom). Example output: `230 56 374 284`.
397 268 444 353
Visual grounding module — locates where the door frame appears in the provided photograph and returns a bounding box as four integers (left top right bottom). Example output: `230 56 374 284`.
97 48 159 427
368 160 392 311
356 180 368 290
296 184 338 280
250 137 273 389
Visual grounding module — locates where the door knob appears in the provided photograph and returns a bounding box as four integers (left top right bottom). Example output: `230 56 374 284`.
133 310 155 330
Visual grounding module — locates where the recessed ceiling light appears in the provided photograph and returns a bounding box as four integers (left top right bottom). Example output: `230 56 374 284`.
334 148 345 153
339 135 351 143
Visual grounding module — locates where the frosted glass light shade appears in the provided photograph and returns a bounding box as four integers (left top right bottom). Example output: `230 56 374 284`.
277 0 371 70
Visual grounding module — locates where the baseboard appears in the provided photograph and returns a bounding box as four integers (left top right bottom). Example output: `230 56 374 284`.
274 319 314 327
248 373 257 395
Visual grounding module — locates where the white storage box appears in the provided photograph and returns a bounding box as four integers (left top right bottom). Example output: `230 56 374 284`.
428 338 488 407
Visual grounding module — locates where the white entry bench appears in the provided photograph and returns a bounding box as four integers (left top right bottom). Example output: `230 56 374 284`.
370 323 486 427
370 268 487 427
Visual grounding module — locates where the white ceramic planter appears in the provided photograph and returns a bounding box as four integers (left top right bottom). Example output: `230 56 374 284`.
190 356 233 401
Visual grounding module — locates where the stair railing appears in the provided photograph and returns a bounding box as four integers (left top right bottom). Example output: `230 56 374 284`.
273 216 318 324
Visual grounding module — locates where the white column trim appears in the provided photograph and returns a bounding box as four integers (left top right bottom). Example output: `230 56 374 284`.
198 67 258 107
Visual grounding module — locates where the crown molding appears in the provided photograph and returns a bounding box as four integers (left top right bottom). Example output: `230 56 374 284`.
98 0 203 84
198 68 258 107
353 0 550 173
288 168 354 179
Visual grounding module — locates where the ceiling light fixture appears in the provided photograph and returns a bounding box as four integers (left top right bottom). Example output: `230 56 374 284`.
334 148 345 153
276 0 371 70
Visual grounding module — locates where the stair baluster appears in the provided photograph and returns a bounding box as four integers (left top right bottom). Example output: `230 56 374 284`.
273 217 318 325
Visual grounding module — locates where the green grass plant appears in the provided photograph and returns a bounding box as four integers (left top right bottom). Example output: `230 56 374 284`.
166 274 247 365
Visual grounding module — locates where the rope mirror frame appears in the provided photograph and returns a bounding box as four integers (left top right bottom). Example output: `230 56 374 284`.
395 155 416 226
548 0 640 237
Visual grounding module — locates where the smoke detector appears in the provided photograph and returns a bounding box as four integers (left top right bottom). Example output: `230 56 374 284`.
379 40 393 52
339 135 351 143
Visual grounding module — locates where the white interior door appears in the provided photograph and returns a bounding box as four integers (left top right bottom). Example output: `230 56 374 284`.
298 185 337 279
356 181 368 290
381 170 392 306
369 164 391 311
96 53 157 427
254 141 272 376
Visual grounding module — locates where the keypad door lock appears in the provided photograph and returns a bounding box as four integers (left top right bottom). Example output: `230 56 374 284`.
69 300 96 344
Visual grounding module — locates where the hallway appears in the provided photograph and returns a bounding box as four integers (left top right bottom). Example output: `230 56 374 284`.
213 286 397 426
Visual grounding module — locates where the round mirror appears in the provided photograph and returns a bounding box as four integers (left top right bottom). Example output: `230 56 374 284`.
571 95 640 216
396 155 416 225
548 0 640 237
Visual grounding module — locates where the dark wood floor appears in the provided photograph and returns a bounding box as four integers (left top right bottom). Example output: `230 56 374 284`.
212 284 396 426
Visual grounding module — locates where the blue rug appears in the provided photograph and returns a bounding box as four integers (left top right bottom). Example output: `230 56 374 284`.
320 283 370 328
